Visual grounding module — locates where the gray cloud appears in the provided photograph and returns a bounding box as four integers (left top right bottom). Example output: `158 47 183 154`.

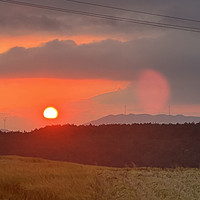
0 31 199 104
91 85 138 105
0 39 141 79
0 0 199 37
0 4 67 35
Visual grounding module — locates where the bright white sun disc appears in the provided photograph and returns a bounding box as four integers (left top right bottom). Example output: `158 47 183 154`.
43 107 58 119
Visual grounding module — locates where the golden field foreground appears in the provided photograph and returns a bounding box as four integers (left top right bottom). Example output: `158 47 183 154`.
0 156 200 200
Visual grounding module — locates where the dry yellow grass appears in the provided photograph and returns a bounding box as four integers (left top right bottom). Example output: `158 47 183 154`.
0 156 200 200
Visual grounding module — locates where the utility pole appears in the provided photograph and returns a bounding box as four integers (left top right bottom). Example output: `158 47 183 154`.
169 104 171 116
3 118 6 130
124 104 127 115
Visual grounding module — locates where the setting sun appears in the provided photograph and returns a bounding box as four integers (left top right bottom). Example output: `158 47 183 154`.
43 107 58 119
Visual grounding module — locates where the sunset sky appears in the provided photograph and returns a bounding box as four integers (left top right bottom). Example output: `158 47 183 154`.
0 0 200 131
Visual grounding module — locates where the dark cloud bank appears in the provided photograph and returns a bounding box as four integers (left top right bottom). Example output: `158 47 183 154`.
0 0 200 36
0 33 199 104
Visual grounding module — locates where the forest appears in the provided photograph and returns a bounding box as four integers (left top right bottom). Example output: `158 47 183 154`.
0 123 200 168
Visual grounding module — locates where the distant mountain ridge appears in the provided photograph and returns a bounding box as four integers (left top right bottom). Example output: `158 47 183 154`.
86 114 200 125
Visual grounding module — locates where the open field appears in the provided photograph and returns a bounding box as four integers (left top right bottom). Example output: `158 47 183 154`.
0 156 200 200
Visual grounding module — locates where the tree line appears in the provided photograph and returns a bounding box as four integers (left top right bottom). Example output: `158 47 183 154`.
0 123 200 168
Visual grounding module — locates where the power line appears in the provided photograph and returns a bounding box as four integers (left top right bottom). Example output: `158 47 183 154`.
0 0 200 33
64 0 200 23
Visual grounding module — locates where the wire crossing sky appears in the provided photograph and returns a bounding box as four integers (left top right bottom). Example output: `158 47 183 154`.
64 0 200 23
0 0 200 33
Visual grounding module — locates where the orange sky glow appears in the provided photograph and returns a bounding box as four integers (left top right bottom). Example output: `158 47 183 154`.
1 76 199 131
0 78 129 130
0 32 199 131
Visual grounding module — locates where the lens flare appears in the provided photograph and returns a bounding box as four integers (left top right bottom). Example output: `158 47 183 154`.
137 70 170 113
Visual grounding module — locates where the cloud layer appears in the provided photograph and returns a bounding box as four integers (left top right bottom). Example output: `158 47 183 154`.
0 33 200 104
0 0 200 37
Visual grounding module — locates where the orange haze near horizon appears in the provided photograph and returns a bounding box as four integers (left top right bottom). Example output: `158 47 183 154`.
0 78 129 129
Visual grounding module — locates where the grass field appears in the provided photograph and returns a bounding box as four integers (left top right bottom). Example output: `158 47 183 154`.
0 156 200 200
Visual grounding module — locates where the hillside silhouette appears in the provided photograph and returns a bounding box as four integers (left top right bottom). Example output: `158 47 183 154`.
0 123 200 168
86 114 200 125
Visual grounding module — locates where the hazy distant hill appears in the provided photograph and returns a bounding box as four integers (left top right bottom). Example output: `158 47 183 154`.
87 114 200 125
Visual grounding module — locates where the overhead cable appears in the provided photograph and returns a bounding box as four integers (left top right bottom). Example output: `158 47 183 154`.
64 0 200 23
0 0 200 33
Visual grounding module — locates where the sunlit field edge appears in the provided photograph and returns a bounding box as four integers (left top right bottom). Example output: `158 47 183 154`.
0 156 200 200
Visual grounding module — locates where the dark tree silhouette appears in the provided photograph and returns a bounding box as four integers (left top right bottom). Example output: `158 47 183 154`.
0 123 200 168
